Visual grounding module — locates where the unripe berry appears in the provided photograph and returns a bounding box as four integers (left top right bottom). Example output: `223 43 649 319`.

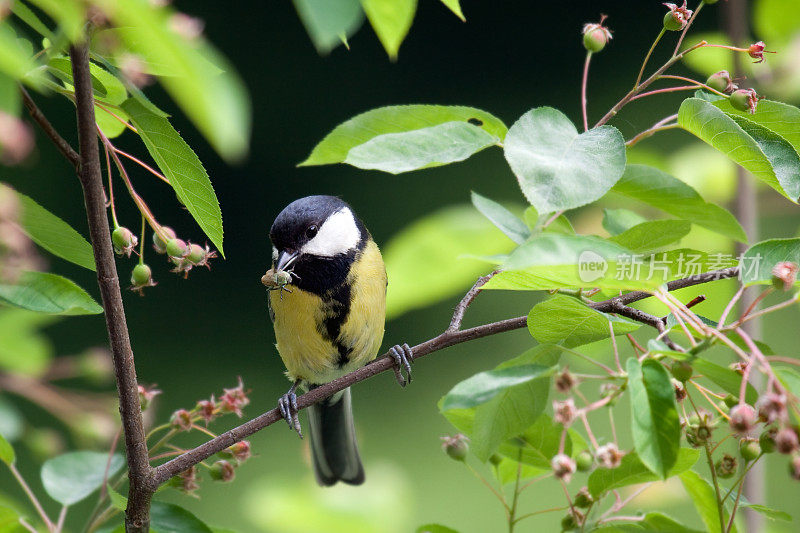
760 428 777 453
130 264 155 292
582 18 612 53
729 88 759 114
441 434 469 461
576 450 594 472
209 459 235 482
706 70 736 94
573 487 593 508
729 404 757 435
775 428 799 454
187 243 206 264
488 454 503 466
112 227 138 257
740 438 761 462
715 453 737 478
671 361 693 382
166 238 189 259
663 2 693 31
152 226 177 254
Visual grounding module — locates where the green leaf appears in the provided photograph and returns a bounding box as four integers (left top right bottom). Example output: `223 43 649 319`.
94 0 251 161
384 205 514 319
739 238 800 287
41 452 124 506
360 0 416 59
439 364 552 411
742 503 792 522
610 165 746 242
46 57 107 98
493 455 544 485
0 506 23 532
0 23 40 85
293 0 364 54
608 220 691 253
122 98 224 256
150 502 213 533
0 308 57 375
13 190 95 270
301 105 506 167
11 2 55 41
107 484 127 511
527 295 639 348
471 192 530 244
680 470 737 533
0 271 102 315
416 525 459 533
594 512 704 532
714 99 800 154
602 208 646 236
693 359 758 405
25 0 85 42
344 121 499 174
497 414 570 469
503 107 626 213
679 97 800 202
588 447 699 498
626 358 681 478
438 0 465 20
0 433 14 465
471 365 553 460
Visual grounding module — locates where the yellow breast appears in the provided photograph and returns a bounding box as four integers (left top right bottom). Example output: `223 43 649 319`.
269 240 387 385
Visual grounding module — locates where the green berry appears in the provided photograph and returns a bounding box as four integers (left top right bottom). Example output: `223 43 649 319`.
561 514 577 531
583 28 608 52
723 394 738 409
153 226 177 254
442 434 469 462
574 487 593 509
209 460 235 482
715 454 737 479
740 439 762 462
575 450 594 472
706 70 734 93
186 243 206 264
760 429 777 453
671 361 693 382
663 11 684 31
165 238 188 258
729 88 758 114
489 454 503 466
131 264 152 286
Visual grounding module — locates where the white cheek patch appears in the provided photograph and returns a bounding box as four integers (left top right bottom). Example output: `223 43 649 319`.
302 208 361 257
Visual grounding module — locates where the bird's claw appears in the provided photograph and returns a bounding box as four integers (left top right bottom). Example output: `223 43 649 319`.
278 388 302 438
389 343 413 387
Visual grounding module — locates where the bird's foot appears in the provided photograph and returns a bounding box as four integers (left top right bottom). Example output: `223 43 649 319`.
278 381 302 438
389 343 413 387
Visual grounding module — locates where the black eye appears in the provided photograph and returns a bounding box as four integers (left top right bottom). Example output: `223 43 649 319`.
306 224 318 238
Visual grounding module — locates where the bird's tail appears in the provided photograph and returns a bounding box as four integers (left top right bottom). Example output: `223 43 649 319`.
307 386 365 486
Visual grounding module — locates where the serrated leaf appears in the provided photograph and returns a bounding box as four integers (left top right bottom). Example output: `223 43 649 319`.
360 0 416 59
739 238 800 287
122 98 224 256
714 99 800 154
150 502 213 533
679 97 800 202
608 220 691 253
602 208 647 236
471 192 530 244
742 504 792 522
41 452 124 506
627 358 681 478
93 0 251 161
527 295 640 348
384 205 513 319
680 470 737 533
0 433 14 465
610 165 746 242
588 448 699 498
13 190 95 271
504 107 626 213
293 0 364 54
301 105 506 166
0 271 102 315
344 121 499 174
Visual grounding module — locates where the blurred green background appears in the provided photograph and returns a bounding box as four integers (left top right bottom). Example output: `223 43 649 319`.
2 0 800 531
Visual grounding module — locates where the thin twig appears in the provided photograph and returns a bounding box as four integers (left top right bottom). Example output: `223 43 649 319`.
20 86 80 168
9 463 53 530
449 271 498 331
581 51 593 131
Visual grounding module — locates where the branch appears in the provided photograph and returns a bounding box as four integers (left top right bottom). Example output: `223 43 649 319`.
20 86 80 169
69 43 152 532
149 266 740 487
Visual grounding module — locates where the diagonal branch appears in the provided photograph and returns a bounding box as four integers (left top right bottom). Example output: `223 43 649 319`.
149 266 740 488
20 86 80 169
69 43 152 532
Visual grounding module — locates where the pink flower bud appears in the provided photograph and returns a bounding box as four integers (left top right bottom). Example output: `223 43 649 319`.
772 262 799 291
595 443 624 469
729 404 757 435
0 111 34 165
219 377 250 417
118 54 152 88
170 409 193 431
196 396 216 425
169 13 204 40
551 454 576 483
553 398 577 427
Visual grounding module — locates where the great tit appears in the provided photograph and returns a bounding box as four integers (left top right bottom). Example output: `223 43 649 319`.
266 195 413 486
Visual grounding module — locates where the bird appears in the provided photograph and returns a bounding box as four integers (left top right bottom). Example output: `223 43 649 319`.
265 195 413 486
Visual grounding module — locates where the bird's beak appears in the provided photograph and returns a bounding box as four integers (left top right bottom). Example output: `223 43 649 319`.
275 250 298 271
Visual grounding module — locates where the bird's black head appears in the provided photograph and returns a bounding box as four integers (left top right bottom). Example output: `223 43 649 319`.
269 196 367 293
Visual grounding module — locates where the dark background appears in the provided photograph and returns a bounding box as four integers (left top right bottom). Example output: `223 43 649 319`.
2 1 799 531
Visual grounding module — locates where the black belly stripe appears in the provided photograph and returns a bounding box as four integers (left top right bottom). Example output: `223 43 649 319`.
319 281 353 368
